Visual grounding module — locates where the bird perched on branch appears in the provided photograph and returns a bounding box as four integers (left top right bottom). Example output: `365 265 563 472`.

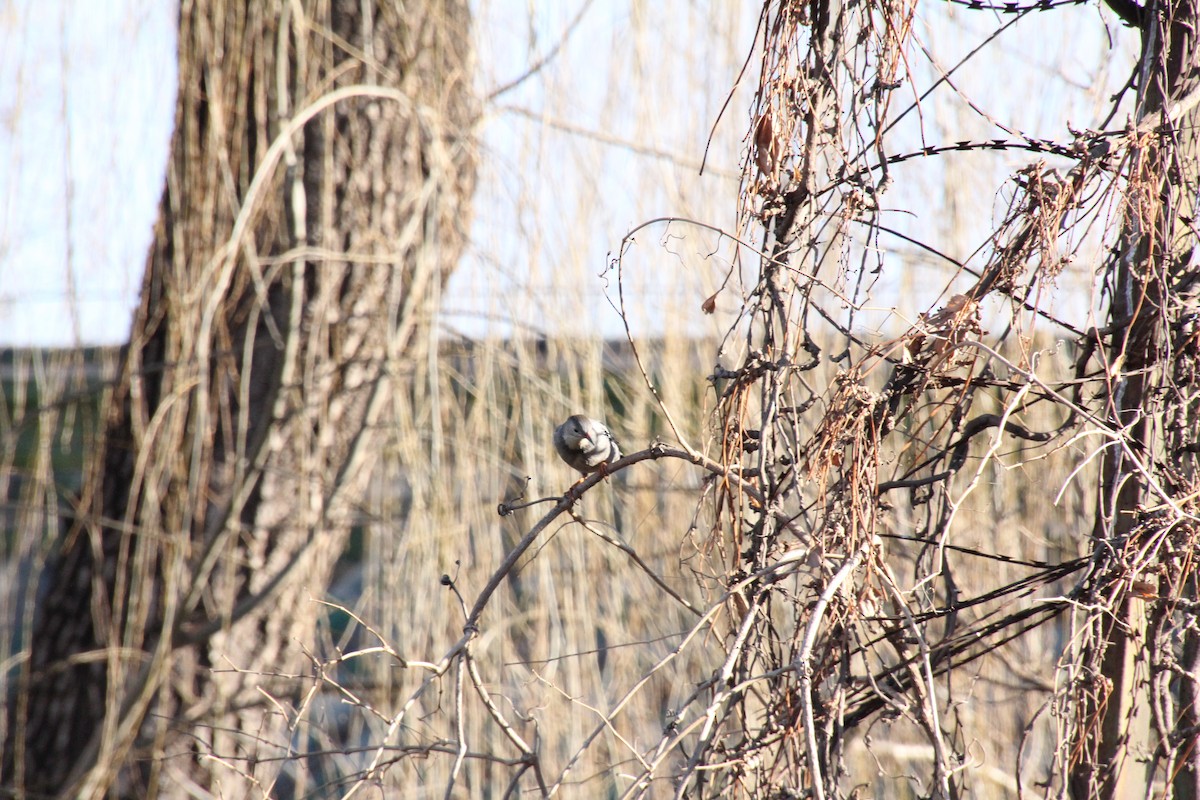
554 415 621 477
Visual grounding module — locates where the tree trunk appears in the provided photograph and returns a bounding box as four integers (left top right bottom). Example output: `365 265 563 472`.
1071 0 1200 795
3 1 475 796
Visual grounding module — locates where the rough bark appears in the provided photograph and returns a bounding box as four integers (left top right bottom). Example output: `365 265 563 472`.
3 1 475 796
1070 0 1200 795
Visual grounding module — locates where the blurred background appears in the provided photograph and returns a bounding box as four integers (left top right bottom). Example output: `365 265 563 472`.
0 1 1147 796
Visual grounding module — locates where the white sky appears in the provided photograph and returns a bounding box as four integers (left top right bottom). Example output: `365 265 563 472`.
0 0 175 346
0 0 1136 346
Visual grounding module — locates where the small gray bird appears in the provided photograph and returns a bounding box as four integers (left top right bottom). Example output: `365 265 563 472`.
553 414 621 476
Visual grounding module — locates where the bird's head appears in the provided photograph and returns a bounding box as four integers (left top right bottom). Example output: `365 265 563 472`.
563 415 593 448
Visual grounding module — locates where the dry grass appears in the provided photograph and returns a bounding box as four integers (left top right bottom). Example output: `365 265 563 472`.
248 323 1097 797
6 0 1197 797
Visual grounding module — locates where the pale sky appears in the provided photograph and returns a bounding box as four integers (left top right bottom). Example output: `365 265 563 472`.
0 0 1135 346
0 0 175 346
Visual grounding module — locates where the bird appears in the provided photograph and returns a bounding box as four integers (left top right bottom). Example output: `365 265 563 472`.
553 414 621 477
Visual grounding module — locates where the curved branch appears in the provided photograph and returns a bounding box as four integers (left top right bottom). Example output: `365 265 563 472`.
947 412 1056 471
471 444 764 627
